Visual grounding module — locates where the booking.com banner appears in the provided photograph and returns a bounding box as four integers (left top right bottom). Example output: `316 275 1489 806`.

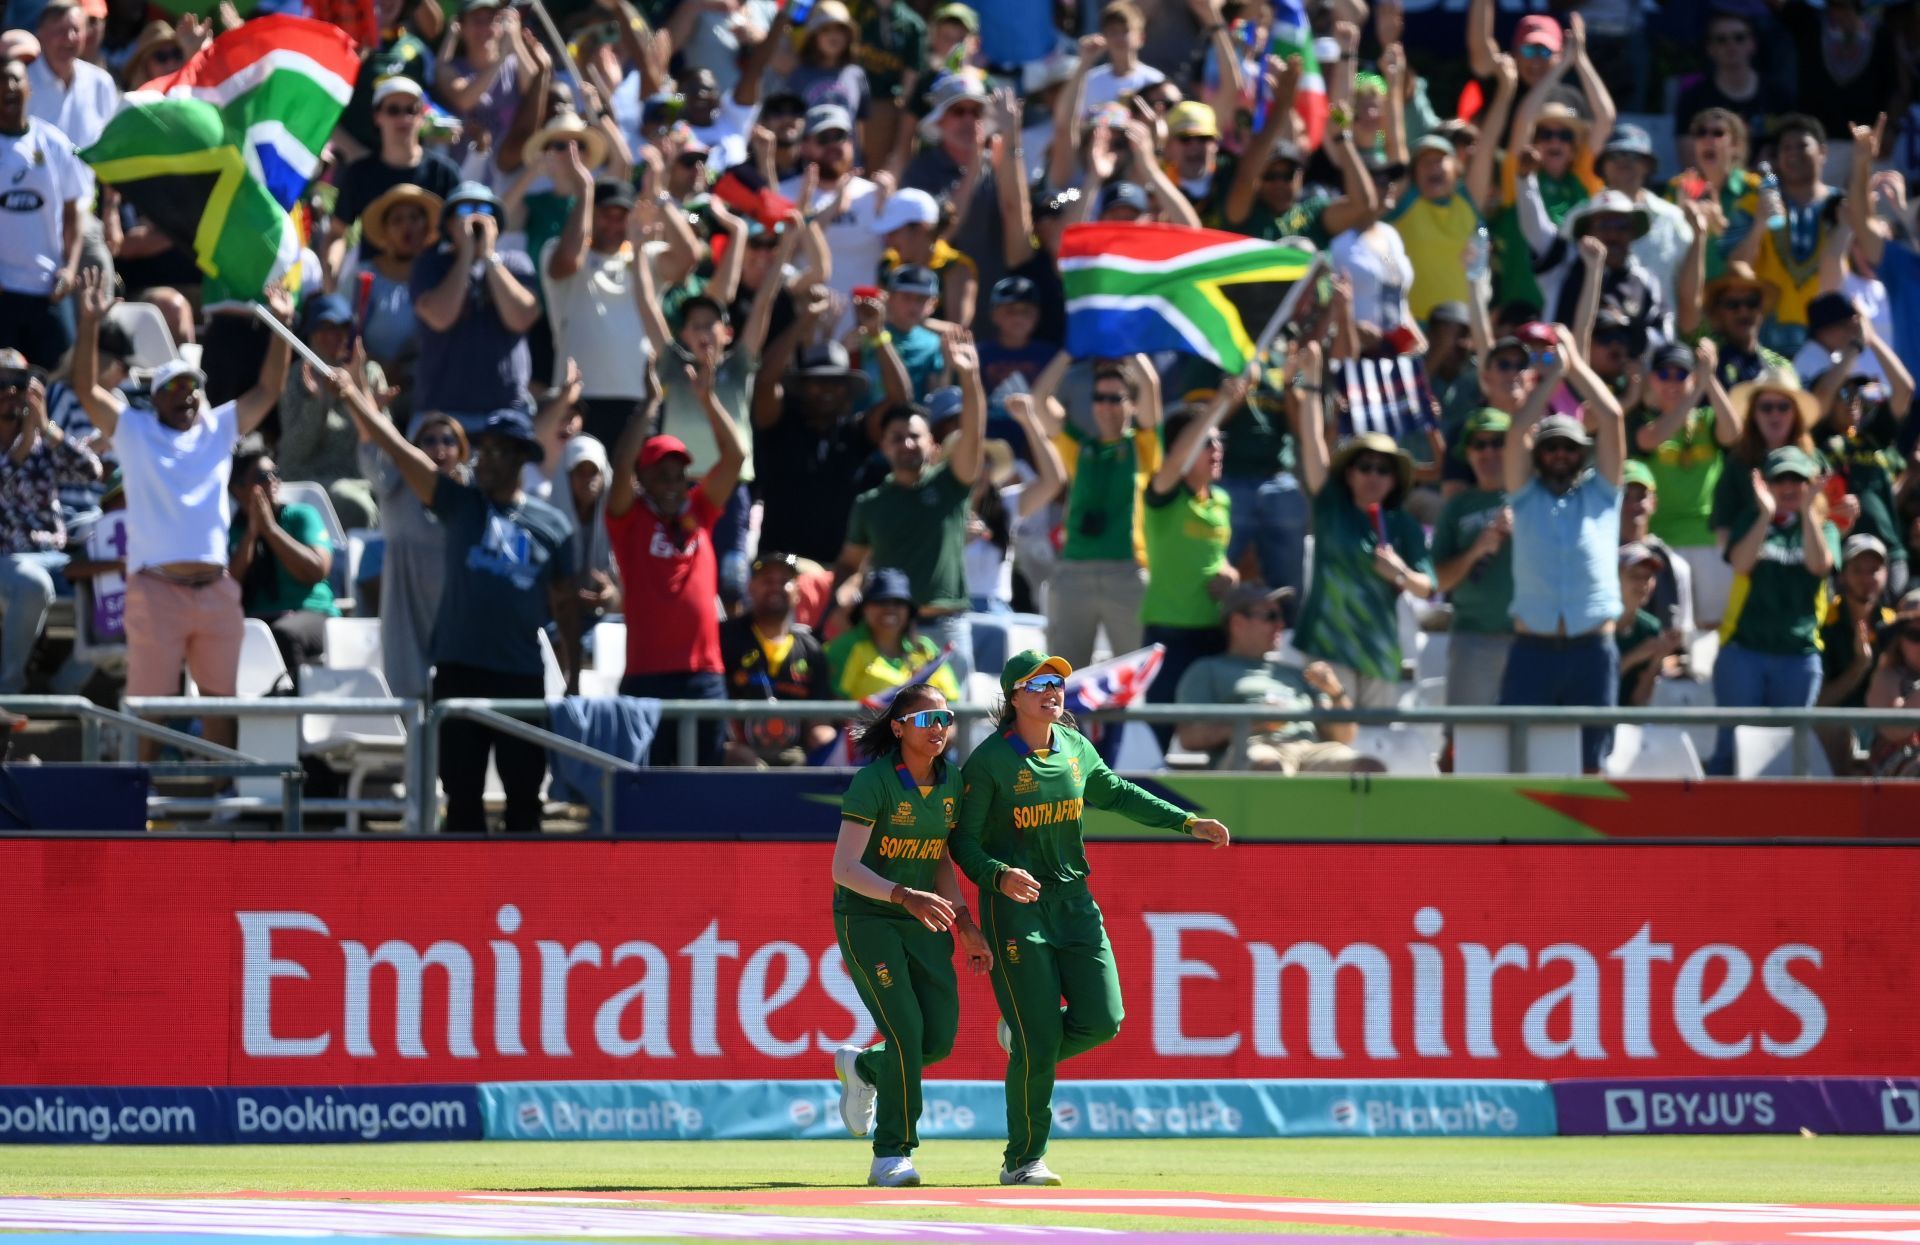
1 840 1917 1086
0 1085 480 1145
481 1079 1557 1141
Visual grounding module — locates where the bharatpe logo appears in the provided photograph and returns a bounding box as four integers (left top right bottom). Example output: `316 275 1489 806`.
1328 1096 1521 1135
1052 1102 1079 1132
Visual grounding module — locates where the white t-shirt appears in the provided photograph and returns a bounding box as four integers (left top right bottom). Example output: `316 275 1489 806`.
691 95 758 175
539 237 654 399
114 399 239 573
1081 62 1166 110
28 58 119 151
0 120 87 296
779 172 883 328
1330 225 1415 333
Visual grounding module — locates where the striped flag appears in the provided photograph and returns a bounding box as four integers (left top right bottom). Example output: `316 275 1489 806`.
1268 0 1328 149
1330 356 1437 441
1064 646 1165 717
1061 223 1314 374
82 15 359 301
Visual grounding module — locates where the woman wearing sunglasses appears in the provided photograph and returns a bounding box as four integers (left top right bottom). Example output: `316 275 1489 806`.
831 682 991 1189
951 649 1229 1187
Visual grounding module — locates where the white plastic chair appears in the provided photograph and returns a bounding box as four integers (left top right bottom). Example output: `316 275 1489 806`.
106 301 179 369
300 665 408 833
1606 723 1706 779
1735 725 1835 778
592 621 627 681
277 481 350 604
1353 724 1442 774
322 616 383 671
537 628 567 700
234 619 298 800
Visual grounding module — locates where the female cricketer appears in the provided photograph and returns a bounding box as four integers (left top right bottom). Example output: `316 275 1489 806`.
951 650 1231 1186
831 683 994 1188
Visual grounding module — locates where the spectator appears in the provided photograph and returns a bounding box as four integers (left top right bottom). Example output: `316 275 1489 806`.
1295 347 1437 708
833 328 985 683
410 181 540 430
606 351 747 768
1040 356 1159 668
876 189 976 331
1000 179 1072 348
344 382 579 833
1391 133 1497 325
1614 542 1682 708
1221 106 1372 246
672 66 771 175
1716 368 1821 551
960 395 1061 626
847 264 945 401
1695 261 1790 390
977 276 1056 442
1140 376 1252 738
1751 114 1841 355
336 0 436 158
1080 3 1163 110
1432 409 1514 707
1778 0 1900 147
118 21 184 89
28 1 117 151
275 295 384 530
1864 588 1920 777
1672 11 1766 167
0 351 99 692
543 166 658 446
1708 445 1840 775
559 434 618 633
1544 197 1666 352
1330 155 1417 342
768 0 870 128
851 0 924 172
1618 459 1696 640
1668 108 1759 284
1599 124 1692 314
1818 532 1893 773
720 550 837 767
780 104 883 323
1796 291 1887 390
903 73 1007 312
0 47 85 369
1174 584 1381 774
356 184 441 400
824 565 962 700
1629 340 1737 627
1164 101 1226 219
332 76 461 271
1808 313 1915 596
359 412 470 701
435 0 531 180
69 273 292 756
227 446 337 683
1500 329 1627 774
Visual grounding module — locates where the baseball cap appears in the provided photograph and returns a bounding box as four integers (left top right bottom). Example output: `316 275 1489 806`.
1844 533 1889 564
638 434 693 470
372 76 425 106
1411 134 1453 165
931 1 979 29
1167 101 1218 139
1602 123 1656 162
1219 582 1295 622
476 409 542 459
805 103 853 138
300 293 354 335
1463 408 1511 439
594 176 637 210
1535 413 1592 448
990 275 1037 307
1000 648 1073 697
1622 459 1657 492
1763 445 1820 481
1098 181 1150 216
887 264 940 296
925 386 965 424
1805 292 1858 335
1649 342 1696 373
871 187 939 235
860 566 915 607
751 550 801 577
1427 300 1470 329
150 358 207 392
1618 541 1667 570
1514 13 1563 50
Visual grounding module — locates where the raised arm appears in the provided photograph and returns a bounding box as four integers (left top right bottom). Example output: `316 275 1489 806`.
943 329 987 487
1564 15 1614 154
1466 0 1499 82
544 149 595 282
1467 54 1517 210
736 211 804 359
605 367 660 519
1225 56 1299 227
234 286 296 439
1727 474 1774 574
70 270 127 439
705 197 750 307
328 365 439 504
1320 129 1380 236
630 213 674 355
1675 199 1710 338
1290 338 1330 496
1556 325 1624 486
1504 354 1563 494
1847 117 1890 267
1004 393 1065 518
1153 369 1253 495
691 347 748 502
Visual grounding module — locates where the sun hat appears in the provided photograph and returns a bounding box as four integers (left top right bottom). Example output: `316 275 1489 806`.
522 113 610 173
362 183 444 252
1729 367 1820 430
918 71 997 141
1329 431 1414 497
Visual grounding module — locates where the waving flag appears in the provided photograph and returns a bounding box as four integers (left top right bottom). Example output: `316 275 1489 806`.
1268 0 1327 148
1330 355 1438 440
82 15 360 301
1065 645 1165 717
1061 223 1313 373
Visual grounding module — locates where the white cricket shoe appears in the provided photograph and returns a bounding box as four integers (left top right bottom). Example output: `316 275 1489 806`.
999 1159 1063 1186
869 1156 922 1187
834 1044 876 1137
996 1017 1013 1053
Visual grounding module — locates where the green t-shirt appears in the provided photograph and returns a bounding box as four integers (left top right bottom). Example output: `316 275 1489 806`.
1631 405 1724 549
1062 425 1142 563
1173 654 1317 745
1615 606 1663 704
1141 479 1231 628
1724 517 1842 656
1223 363 1297 479
846 462 972 611
950 725 1188 889
1820 598 1894 707
854 0 927 99
1822 407 1906 562
1431 487 1513 635
229 503 340 618
835 754 964 919
1292 482 1433 680
1218 192 1331 247
1491 170 1587 310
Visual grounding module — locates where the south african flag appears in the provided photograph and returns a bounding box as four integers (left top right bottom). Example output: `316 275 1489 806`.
1060 223 1314 375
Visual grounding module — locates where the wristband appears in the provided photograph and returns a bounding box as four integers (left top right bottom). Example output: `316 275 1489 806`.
1181 813 1198 834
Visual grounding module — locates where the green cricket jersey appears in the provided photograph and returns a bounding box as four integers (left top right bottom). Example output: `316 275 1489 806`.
836 756 965 919
951 725 1191 889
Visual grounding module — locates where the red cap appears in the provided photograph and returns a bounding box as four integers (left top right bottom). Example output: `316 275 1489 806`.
1514 14 1562 51
637 434 692 470
1516 320 1557 347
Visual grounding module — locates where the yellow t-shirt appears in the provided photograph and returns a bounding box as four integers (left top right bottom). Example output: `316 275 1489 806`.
1052 425 1164 565
1387 192 1485 322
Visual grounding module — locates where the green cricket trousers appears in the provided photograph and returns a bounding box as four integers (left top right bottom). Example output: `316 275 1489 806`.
981 877 1123 1169
835 911 961 1157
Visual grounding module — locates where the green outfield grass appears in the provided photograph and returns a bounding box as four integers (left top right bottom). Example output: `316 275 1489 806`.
3 1136 1916 1213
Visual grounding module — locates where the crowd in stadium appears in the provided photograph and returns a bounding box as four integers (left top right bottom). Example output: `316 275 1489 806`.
4 0 1920 825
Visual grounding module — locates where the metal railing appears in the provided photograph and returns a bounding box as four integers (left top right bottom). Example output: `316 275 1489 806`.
5 693 1919 834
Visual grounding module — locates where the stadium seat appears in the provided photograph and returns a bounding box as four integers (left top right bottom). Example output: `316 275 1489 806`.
300 665 408 833
278 481 352 609
537 628 567 700
1354 724 1442 774
1735 726 1835 779
322 616 383 672
234 618 299 802
592 621 627 681
106 301 178 369
344 528 378 597
1606 723 1706 779
1454 722 1582 775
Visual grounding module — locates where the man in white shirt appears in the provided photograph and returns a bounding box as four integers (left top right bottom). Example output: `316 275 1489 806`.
779 104 882 330
541 156 655 446
69 271 292 754
27 1 117 152
0 46 86 368
1079 1 1164 110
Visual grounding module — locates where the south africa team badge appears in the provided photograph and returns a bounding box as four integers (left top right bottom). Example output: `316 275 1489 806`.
874 962 894 988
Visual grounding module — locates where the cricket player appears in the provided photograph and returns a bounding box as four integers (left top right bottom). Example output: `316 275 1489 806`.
831 683 995 1188
951 650 1231 1185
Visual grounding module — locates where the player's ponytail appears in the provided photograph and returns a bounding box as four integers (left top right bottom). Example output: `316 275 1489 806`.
851 683 946 760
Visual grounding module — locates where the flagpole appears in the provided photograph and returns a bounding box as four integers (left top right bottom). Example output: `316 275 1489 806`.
250 302 333 376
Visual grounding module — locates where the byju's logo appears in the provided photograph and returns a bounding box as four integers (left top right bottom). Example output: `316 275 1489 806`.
1605 1089 1647 1132
1881 1087 1920 1133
